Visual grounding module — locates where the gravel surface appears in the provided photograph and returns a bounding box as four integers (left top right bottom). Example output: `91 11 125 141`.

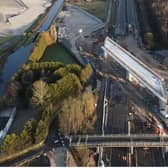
0 0 51 36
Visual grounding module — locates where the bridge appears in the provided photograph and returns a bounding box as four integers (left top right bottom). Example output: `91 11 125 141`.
69 134 168 148
102 37 167 104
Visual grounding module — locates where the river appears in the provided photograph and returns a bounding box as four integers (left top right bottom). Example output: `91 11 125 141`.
0 0 64 95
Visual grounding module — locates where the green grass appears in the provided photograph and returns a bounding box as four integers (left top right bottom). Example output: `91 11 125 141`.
41 43 78 64
69 0 107 21
0 36 19 45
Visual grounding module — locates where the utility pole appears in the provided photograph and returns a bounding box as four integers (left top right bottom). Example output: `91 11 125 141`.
128 112 134 166
98 79 108 166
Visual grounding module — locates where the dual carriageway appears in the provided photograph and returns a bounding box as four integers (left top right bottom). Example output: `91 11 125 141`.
108 0 139 36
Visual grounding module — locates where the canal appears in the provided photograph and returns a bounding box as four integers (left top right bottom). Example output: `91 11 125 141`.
0 0 64 95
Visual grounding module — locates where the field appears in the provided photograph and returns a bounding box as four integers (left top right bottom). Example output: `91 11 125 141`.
41 43 78 64
68 0 107 21
0 36 12 45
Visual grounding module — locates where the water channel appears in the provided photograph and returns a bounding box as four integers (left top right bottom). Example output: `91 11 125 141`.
0 0 64 95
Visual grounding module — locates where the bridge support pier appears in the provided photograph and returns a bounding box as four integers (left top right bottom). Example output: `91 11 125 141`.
162 147 167 166
165 146 168 152
104 51 108 59
128 146 133 166
159 99 168 118
126 71 141 86
131 146 134 155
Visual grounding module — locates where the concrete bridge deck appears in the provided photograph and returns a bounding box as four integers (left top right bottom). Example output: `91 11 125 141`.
102 37 167 103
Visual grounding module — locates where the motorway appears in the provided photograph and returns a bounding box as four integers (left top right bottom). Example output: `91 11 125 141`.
126 0 139 31
114 0 139 36
115 0 126 36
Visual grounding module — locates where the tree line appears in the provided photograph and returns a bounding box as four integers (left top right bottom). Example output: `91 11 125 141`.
1 62 95 155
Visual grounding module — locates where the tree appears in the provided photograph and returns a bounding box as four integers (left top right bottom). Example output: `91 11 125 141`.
1 134 19 154
31 80 51 109
29 32 55 62
50 73 82 102
66 64 82 77
5 81 21 105
144 32 154 49
74 148 95 166
80 64 93 83
35 120 48 143
21 71 34 85
59 88 96 135
52 67 68 80
20 119 35 148
41 104 53 124
59 97 84 134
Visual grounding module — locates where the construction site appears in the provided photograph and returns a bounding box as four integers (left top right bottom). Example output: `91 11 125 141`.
0 0 168 167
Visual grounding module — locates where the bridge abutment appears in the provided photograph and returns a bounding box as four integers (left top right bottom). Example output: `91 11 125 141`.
159 99 168 118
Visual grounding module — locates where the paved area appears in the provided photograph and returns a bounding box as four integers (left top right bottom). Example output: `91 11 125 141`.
57 5 105 65
115 0 126 36
0 0 22 8
126 0 139 31
114 0 139 36
47 147 67 166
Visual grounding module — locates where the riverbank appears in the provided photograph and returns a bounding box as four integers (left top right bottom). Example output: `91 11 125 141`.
0 0 64 95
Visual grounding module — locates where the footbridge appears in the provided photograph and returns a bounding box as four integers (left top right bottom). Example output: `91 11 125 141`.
102 37 167 104
69 134 168 148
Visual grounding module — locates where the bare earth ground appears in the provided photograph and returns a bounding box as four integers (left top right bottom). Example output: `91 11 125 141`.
119 35 168 79
0 0 51 36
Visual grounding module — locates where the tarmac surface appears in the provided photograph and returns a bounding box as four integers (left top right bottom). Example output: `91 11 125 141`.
57 5 104 65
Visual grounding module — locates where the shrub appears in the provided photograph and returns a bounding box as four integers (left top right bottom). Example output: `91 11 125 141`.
1 134 19 155
80 64 93 83
50 73 83 102
29 32 55 62
35 120 48 143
